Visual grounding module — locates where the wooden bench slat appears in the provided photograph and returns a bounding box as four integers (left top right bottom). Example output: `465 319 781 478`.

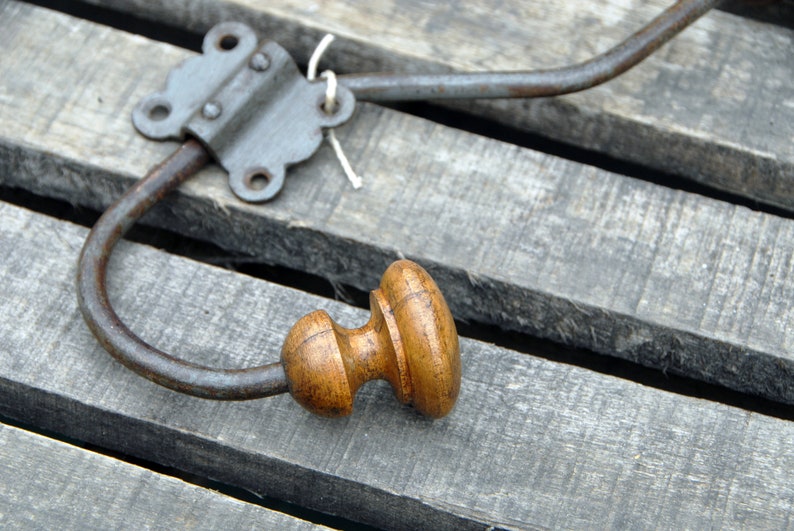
79 0 794 212
2 200 794 529
2 1 793 404
0 423 326 529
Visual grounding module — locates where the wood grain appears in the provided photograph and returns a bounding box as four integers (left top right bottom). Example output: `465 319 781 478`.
1 200 794 529
2 1 794 405
282 260 460 418
0 424 326 530
78 0 794 212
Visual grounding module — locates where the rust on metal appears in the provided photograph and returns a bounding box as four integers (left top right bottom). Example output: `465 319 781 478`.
338 0 720 101
76 139 290 399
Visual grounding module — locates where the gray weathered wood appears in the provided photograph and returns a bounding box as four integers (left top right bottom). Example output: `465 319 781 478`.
80 0 794 212
2 1 794 405
0 423 326 530
2 0 794 405
2 200 794 529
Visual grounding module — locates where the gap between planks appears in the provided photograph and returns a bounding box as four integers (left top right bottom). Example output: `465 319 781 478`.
0 423 327 530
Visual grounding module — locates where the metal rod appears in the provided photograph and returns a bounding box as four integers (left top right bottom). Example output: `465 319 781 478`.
339 0 720 101
76 139 290 400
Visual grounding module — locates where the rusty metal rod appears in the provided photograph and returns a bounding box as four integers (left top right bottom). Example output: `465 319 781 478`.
76 139 290 399
340 0 720 101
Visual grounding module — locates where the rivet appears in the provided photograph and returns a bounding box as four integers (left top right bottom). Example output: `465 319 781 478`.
249 52 271 72
202 101 222 120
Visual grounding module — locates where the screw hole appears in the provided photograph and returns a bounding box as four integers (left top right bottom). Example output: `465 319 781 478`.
320 99 340 115
218 34 239 51
148 103 170 121
245 171 271 191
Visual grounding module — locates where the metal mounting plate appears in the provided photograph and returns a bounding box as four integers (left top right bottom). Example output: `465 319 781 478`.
132 22 356 202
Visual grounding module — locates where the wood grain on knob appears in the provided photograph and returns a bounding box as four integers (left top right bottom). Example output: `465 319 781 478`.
280 260 460 418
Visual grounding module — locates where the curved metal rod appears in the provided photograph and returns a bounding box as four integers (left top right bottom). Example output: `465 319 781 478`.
339 0 720 101
76 139 290 400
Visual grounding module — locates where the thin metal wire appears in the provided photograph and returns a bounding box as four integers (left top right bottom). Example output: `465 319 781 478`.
340 0 720 101
76 139 290 399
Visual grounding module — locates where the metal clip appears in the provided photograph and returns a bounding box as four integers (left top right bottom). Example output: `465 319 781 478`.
132 22 356 202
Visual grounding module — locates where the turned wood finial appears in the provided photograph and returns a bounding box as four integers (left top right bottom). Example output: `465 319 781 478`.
280 260 461 418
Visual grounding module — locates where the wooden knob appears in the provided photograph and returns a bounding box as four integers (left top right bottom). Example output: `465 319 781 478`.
280 260 460 418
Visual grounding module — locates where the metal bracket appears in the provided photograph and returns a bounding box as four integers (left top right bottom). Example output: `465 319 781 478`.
132 22 356 202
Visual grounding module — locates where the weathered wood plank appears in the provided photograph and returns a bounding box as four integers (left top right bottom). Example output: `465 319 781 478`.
2 200 794 529
79 0 794 211
3 3 794 407
0 423 326 530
